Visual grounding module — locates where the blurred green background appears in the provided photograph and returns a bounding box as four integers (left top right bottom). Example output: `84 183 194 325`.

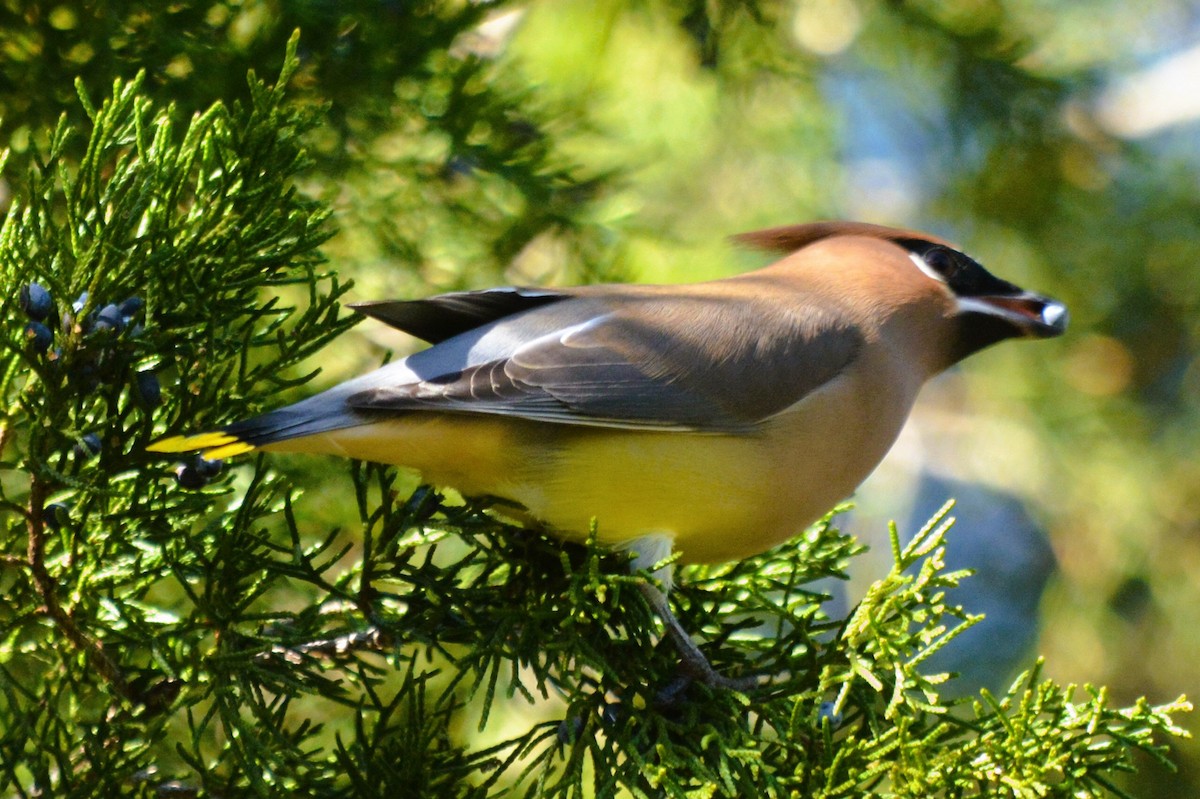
3 0 1197 793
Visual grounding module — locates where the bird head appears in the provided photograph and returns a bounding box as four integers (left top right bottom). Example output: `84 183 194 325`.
734 221 1068 368
898 237 1068 364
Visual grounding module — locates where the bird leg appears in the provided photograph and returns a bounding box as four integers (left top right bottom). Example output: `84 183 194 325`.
636 580 757 691
628 536 759 693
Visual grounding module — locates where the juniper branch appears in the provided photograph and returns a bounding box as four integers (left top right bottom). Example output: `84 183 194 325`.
23 475 130 699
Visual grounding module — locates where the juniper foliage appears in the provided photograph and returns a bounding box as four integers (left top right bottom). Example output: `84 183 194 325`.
0 1 620 295
0 30 1190 799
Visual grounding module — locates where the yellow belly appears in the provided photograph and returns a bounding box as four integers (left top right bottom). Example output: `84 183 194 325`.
278 420 777 561
269 365 917 564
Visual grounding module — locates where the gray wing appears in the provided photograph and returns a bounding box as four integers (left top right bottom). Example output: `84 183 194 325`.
349 287 570 344
348 297 863 433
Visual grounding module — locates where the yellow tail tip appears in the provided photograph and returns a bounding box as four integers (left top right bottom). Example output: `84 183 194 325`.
202 441 257 459
147 432 255 459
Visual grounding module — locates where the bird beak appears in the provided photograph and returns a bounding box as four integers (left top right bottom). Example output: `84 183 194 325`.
960 293 1069 338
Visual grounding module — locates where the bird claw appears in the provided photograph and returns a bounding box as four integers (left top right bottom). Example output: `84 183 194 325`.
636 579 763 696
650 666 762 711
675 657 762 693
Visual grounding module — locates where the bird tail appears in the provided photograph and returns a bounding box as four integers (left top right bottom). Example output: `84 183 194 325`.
148 360 421 460
147 429 257 460
147 396 367 460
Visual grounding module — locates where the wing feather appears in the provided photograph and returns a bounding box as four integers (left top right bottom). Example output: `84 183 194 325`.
349 287 569 344
348 298 863 432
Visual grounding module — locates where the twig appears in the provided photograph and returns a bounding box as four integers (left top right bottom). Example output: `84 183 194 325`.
255 626 395 665
25 476 130 698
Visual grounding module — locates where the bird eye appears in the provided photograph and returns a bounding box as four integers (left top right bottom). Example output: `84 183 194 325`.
922 247 961 282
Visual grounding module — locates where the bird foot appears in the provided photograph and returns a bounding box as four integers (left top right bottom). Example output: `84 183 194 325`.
637 582 762 695
670 646 762 693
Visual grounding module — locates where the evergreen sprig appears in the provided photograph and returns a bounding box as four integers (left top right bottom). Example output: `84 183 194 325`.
0 33 357 796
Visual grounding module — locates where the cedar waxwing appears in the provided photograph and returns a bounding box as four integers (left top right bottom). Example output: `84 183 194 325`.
150 221 1067 686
